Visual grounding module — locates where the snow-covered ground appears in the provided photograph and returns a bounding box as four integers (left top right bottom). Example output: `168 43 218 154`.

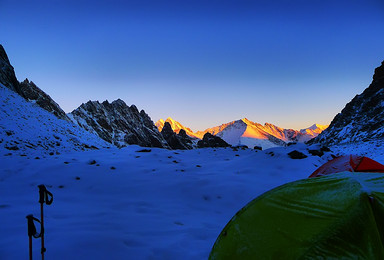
2 79 384 259
0 144 331 260
330 140 384 162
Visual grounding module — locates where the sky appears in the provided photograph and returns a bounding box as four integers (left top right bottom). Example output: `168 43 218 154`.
2 0 384 131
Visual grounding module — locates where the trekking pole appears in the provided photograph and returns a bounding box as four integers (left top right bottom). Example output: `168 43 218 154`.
26 214 42 260
38 185 53 260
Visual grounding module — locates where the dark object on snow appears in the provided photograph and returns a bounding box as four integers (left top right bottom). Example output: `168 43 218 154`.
197 133 230 148
88 160 97 165
233 145 248 150
287 142 297 146
288 150 307 159
254 146 262 151
308 149 324 157
136 149 152 153
320 146 331 152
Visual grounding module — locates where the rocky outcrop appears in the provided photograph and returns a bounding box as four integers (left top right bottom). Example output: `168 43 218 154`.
19 79 70 121
161 122 193 150
311 61 384 145
0 44 69 121
197 133 230 148
288 150 307 159
178 129 194 147
156 117 201 139
70 99 170 148
0 45 21 94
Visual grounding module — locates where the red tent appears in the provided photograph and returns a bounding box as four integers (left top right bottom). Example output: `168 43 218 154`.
309 155 384 178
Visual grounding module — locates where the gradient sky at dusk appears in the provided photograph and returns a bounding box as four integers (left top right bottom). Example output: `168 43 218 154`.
2 0 384 131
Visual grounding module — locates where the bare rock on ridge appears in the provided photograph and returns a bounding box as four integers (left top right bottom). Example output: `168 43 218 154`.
0 45 22 94
311 60 384 145
161 122 193 150
0 44 69 121
70 99 170 148
197 132 230 148
19 79 70 121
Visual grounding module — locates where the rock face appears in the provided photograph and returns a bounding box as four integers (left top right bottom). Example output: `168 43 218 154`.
70 99 170 148
197 133 230 148
0 45 20 94
19 79 70 121
0 44 69 121
288 150 308 159
312 61 384 145
156 117 201 139
161 122 193 150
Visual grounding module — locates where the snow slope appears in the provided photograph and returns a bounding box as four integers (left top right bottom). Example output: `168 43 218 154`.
0 83 109 155
0 145 331 260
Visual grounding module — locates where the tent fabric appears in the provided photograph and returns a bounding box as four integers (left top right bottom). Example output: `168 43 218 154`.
209 172 384 260
309 155 384 178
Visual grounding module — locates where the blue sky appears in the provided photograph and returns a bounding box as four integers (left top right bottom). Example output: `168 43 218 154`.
2 0 384 131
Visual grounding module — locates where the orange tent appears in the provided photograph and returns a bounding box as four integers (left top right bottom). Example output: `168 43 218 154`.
309 155 384 178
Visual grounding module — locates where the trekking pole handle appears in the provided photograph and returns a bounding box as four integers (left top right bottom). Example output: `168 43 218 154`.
26 214 42 238
38 185 53 205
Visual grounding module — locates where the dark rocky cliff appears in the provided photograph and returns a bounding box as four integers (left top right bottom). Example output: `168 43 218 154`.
70 99 170 148
0 44 69 121
311 61 384 145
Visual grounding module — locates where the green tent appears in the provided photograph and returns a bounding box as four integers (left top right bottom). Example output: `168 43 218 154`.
209 172 384 259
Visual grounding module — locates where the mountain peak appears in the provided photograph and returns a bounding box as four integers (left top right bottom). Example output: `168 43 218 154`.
166 117 176 122
0 44 20 94
373 60 384 81
305 124 328 131
155 117 200 139
0 44 10 65
313 60 384 145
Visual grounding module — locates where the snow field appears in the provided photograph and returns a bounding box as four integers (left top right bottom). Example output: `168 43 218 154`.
0 145 326 260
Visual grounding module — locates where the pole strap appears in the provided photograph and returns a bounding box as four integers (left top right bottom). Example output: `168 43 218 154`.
38 185 53 205
26 214 42 238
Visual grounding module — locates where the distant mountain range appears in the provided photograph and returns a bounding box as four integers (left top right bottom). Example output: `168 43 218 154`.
1 43 383 152
156 117 328 149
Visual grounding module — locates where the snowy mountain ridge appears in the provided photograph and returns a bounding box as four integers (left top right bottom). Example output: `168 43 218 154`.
0 45 70 121
156 117 327 149
70 100 170 149
312 60 384 145
0 44 170 150
0 83 109 155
